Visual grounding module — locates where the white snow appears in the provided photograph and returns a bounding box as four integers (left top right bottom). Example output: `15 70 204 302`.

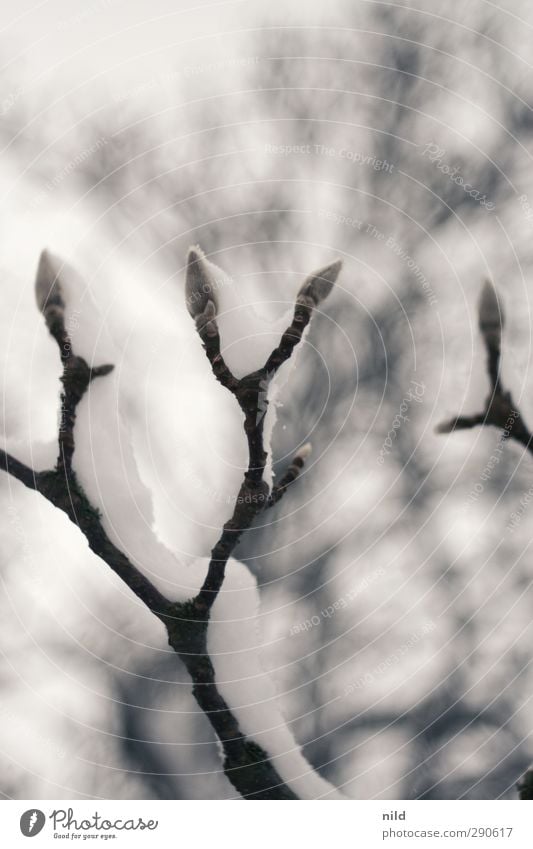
208 556 345 799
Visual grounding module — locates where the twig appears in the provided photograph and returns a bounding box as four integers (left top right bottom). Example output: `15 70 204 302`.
435 280 533 454
35 251 115 476
436 279 533 800
0 450 38 490
187 248 340 612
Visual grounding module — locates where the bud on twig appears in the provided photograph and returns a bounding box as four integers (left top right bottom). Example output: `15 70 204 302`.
295 442 312 462
297 259 342 307
478 279 504 352
34 250 67 341
186 246 219 321
35 250 64 314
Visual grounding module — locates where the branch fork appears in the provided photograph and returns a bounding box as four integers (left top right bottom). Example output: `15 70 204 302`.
185 247 341 613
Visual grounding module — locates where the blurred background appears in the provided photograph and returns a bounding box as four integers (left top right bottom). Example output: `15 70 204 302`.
2 0 533 800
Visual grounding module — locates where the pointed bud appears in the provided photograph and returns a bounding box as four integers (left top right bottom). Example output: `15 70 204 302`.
35 249 64 315
185 246 219 320
478 280 503 351
297 259 342 307
35 249 68 343
296 442 312 461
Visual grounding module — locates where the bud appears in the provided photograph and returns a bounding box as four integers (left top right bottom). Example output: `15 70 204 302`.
296 442 312 462
297 259 342 307
185 246 219 320
478 280 503 351
35 249 64 316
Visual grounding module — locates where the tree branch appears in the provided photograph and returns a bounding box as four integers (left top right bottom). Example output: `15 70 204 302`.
0 450 38 490
2 247 341 800
437 280 533 800
188 249 341 613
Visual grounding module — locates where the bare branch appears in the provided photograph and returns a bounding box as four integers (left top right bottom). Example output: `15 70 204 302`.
478 279 503 391
434 413 487 434
0 449 39 490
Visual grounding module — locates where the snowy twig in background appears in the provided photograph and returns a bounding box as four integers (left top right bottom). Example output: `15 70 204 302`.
436 281 533 800
435 281 533 454
1 246 341 800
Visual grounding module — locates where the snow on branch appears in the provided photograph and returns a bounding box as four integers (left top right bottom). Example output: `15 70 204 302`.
1 246 341 800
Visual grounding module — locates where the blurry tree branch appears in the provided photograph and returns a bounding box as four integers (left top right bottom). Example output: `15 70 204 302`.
436 280 533 799
1 247 341 800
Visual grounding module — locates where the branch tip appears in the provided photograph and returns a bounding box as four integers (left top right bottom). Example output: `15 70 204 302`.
297 258 342 306
185 245 219 320
35 249 65 320
91 363 115 379
478 278 504 351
